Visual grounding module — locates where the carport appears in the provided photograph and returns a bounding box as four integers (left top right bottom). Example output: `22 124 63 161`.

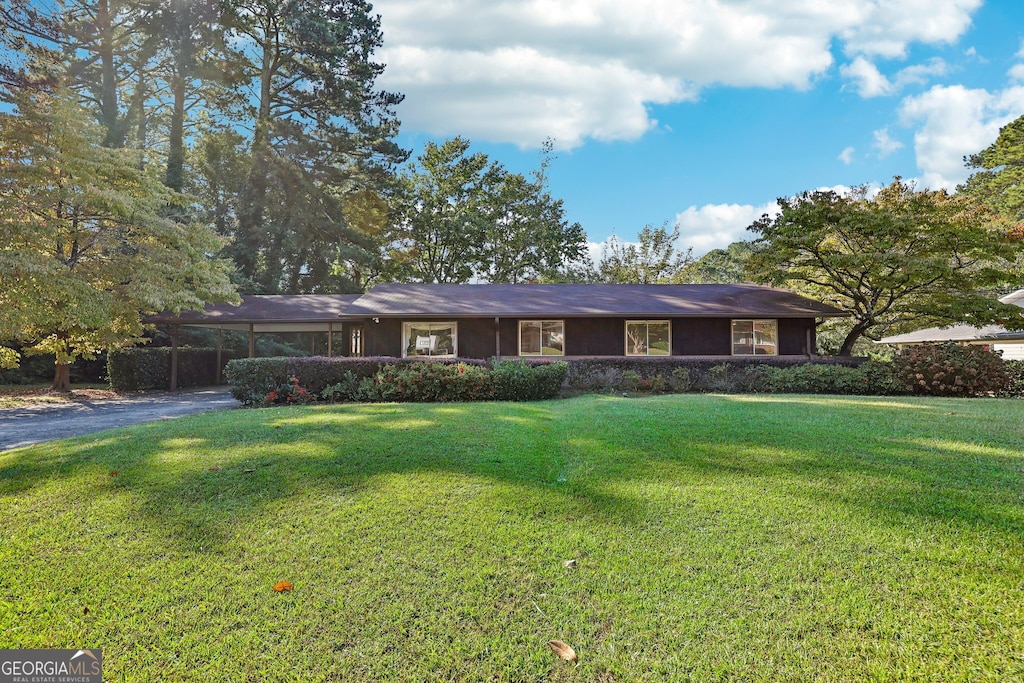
147 295 361 390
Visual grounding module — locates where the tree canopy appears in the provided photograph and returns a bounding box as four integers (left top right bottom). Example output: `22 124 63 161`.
596 223 692 284
0 85 237 389
960 114 1024 233
746 178 1024 355
384 137 588 284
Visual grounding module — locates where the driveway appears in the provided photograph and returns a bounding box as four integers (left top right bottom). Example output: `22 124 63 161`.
0 387 240 452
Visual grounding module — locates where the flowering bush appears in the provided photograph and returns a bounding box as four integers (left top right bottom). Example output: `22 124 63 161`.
372 362 494 402
264 376 314 406
893 343 1010 397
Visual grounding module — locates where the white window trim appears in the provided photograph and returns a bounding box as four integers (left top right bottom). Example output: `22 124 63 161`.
731 319 778 356
625 320 672 356
518 319 565 356
402 321 458 358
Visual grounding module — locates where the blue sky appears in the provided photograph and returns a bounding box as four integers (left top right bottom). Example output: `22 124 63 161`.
375 0 1024 257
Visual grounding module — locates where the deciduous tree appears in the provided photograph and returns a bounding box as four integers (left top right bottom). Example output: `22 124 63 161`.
597 223 692 284
0 86 237 389
746 178 1024 355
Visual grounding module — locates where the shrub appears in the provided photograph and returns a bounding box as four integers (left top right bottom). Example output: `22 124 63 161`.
320 371 364 403
264 377 314 406
108 347 222 390
1000 360 1024 398
893 343 1010 397
491 360 567 401
371 362 493 402
224 356 397 406
669 367 693 392
620 370 642 392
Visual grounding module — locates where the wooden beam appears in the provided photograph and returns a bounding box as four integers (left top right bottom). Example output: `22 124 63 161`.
248 324 255 358
170 324 179 391
328 322 334 358
216 328 223 384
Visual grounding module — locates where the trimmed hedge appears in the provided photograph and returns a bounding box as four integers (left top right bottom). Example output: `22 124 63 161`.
226 356 569 406
225 352 1018 405
560 356 867 392
225 356 488 406
107 347 226 391
753 361 904 396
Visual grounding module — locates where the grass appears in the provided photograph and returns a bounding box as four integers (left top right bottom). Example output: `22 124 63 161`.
1 393 1023 681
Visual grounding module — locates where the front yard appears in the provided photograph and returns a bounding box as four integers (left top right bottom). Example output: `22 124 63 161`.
1 394 1022 681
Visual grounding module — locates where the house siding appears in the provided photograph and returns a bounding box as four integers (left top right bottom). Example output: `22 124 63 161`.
360 316 817 359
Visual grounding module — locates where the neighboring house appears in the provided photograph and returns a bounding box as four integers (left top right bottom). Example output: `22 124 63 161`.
153 283 846 361
877 289 1024 360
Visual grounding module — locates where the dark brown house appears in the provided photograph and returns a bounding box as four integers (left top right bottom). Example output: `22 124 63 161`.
153 283 846 363
342 283 845 359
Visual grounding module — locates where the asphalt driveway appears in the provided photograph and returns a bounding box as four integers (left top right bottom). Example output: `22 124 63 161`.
0 387 240 451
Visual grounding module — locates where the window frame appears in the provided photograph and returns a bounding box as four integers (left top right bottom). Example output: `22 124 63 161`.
625 320 672 356
402 321 458 358
731 319 778 356
518 319 566 357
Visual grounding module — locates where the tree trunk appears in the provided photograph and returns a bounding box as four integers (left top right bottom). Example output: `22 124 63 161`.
838 321 871 356
165 74 186 191
96 0 124 148
52 363 71 392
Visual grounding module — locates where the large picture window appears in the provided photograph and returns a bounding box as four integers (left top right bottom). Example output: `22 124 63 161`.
403 322 457 358
732 319 778 355
626 320 671 356
519 320 564 356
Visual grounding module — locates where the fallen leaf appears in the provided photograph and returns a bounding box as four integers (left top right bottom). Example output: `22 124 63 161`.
83 606 89 615
108 470 119 477
548 639 577 662
273 581 294 592
244 468 256 473
209 466 222 472
274 425 281 429
563 559 577 569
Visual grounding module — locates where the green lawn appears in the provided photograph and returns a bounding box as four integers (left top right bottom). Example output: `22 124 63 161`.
2 394 1023 681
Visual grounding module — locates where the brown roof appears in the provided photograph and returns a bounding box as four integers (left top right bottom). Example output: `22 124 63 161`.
147 294 360 332
343 283 846 319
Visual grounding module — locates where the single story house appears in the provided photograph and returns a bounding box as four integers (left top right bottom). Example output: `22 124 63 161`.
151 284 847 386
877 289 1024 360
340 283 845 359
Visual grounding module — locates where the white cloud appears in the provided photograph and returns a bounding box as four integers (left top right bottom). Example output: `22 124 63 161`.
838 146 856 164
872 128 904 158
899 84 1024 189
841 56 948 98
375 0 982 148
1009 64 1024 84
841 56 893 97
673 201 781 256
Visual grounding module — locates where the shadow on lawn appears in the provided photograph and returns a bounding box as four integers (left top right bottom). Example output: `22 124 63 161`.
2 394 1023 552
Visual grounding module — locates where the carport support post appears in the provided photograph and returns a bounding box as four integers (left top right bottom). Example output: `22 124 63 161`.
248 323 255 358
170 324 179 391
216 328 223 384
495 317 500 360
328 322 333 358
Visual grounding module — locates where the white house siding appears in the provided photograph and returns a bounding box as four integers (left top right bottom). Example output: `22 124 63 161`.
995 343 1024 360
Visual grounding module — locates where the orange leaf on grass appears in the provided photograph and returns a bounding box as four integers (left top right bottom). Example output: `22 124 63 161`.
548 639 578 662
108 470 119 477
273 581 294 592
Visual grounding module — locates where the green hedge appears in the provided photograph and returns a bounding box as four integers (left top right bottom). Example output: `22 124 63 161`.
1001 360 1024 397
560 357 867 392
107 347 226 391
226 357 569 406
